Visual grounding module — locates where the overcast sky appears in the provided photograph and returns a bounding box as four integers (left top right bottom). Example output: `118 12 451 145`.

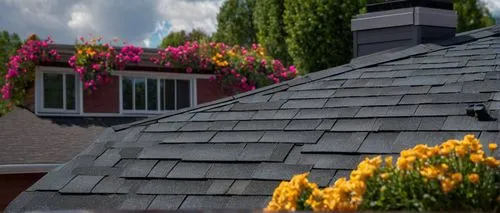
0 0 499 48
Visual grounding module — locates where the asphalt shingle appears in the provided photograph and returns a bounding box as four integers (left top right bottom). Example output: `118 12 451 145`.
251 163 313 180
233 120 290 131
12 24 500 212
59 176 104 194
302 132 367 153
167 162 212 179
259 131 324 144
147 195 186 210
210 131 264 143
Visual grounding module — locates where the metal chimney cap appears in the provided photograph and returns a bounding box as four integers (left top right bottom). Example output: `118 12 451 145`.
367 0 453 12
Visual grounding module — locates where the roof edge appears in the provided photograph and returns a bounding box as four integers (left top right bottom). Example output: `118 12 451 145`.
112 25 500 132
0 164 62 174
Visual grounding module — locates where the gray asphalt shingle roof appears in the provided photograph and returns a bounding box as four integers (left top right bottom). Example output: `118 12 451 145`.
0 107 142 165
7 24 500 212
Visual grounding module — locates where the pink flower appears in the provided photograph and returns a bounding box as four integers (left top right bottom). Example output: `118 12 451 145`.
186 67 193 73
92 63 101 70
241 77 247 83
6 68 19 79
1 83 12 100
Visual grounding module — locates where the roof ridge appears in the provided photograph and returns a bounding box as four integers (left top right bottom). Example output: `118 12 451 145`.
112 25 500 132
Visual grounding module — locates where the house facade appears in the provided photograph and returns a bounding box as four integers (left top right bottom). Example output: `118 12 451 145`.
0 44 230 211
30 45 228 117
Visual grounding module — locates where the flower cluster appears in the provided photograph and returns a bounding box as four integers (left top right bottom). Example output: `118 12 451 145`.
1 34 59 101
69 37 143 91
266 135 500 212
151 41 297 94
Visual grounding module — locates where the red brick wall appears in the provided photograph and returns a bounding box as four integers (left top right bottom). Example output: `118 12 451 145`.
83 76 120 113
0 173 45 211
197 79 229 104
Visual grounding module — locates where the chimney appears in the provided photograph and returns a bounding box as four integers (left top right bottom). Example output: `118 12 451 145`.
351 0 457 57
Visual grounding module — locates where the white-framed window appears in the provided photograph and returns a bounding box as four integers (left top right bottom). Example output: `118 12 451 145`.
120 75 195 113
36 67 81 114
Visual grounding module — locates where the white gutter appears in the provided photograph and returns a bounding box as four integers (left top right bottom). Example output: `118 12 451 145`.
0 164 63 174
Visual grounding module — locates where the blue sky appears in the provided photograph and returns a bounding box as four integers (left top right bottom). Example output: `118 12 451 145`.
0 0 498 48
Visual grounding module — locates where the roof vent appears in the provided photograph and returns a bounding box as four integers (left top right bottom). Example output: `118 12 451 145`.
466 104 497 121
351 0 457 57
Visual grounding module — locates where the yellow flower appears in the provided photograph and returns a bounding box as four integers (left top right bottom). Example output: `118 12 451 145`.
455 145 468 157
489 143 498 151
441 178 455 193
380 172 390 180
470 153 484 163
468 173 480 184
86 48 96 57
420 166 439 179
451 173 463 182
384 156 393 167
439 163 449 174
485 157 500 167
77 49 83 55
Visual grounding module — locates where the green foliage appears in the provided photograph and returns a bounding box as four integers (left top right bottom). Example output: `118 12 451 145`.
361 155 500 212
253 0 292 65
160 29 210 48
213 0 257 46
453 0 495 33
188 29 210 43
283 0 365 73
160 30 188 48
0 31 22 116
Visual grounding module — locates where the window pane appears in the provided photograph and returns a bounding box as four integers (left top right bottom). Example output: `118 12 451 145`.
65 74 76 110
164 80 175 110
122 77 133 110
147 78 157 111
43 73 63 109
160 80 165 110
135 78 146 110
176 80 191 110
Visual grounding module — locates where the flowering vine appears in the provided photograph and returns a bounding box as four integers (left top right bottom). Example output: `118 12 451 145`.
151 41 298 94
0 34 60 102
68 37 143 91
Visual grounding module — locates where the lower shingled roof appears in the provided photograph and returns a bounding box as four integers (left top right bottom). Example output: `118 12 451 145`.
6 25 500 212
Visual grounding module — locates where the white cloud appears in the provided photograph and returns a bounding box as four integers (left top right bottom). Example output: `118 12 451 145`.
2 0 65 29
67 3 96 33
0 0 225 46
482 0 500 16
143 38 151 47
156 0 224 34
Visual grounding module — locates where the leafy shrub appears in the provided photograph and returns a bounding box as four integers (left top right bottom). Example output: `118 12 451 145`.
266 135 500 212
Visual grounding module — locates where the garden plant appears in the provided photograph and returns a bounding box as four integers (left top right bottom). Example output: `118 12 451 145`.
266 135 500 212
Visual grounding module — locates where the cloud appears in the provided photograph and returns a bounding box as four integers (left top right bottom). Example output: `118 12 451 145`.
156 0 224 34
0 0 224 47
481 0 500 16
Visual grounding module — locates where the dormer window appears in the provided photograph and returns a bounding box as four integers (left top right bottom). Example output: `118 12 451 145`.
35 67 81 114
120 75 195 114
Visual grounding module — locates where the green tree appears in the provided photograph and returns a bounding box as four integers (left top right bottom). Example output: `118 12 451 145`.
188 29 210 42
160 29 210 48
253 0 292 65
160 30 188 48
453 0 495 32
213 0 257 46
0 31 22 115
283 0 365 73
